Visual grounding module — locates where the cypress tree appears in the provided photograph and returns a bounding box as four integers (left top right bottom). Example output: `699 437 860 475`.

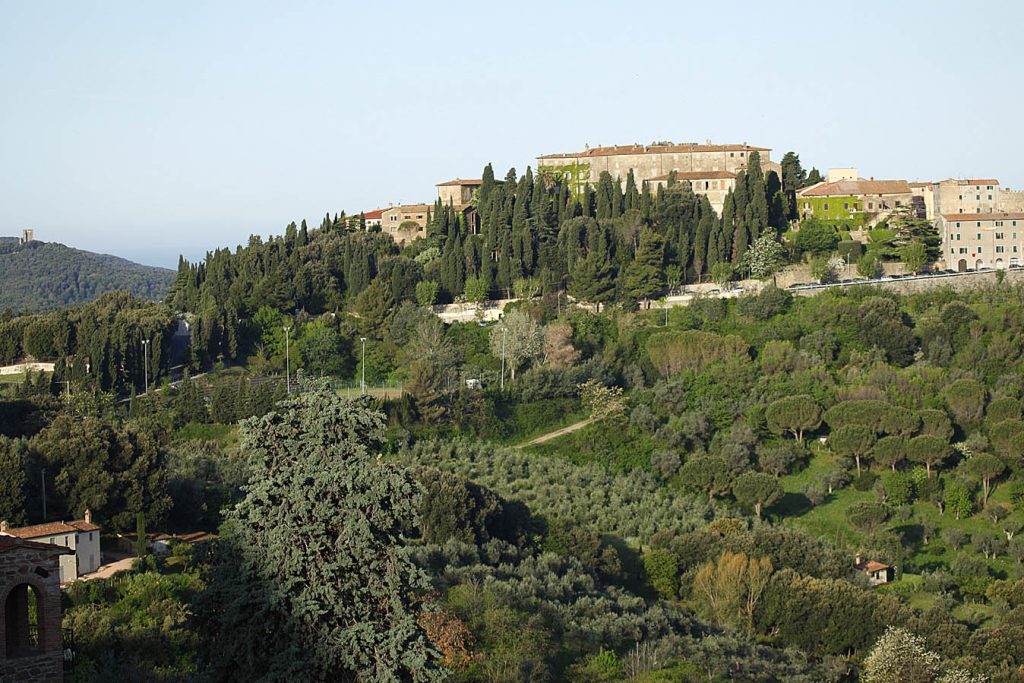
624 170 640 212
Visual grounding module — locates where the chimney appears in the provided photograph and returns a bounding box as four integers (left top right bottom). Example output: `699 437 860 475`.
84 509 92 524
0 520 7 532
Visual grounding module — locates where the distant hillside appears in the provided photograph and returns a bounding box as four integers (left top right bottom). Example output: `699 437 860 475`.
0 238 174 311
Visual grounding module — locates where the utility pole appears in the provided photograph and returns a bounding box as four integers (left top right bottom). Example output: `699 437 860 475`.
360 337 367 395
284 326 292 395
141 338 150 394
500 326 507 391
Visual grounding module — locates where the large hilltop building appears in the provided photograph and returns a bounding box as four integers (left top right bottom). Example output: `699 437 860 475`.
536 141 780 213
1 511 101 583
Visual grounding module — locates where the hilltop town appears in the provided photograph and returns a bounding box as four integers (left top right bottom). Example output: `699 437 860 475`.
364 140 1024 278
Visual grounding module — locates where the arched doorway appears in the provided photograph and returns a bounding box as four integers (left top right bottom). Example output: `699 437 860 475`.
976 260 985 270
996 259 1006 270
957 259 968 272
4 582 43 657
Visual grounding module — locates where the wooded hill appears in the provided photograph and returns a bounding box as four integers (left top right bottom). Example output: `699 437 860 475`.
0 237 174 312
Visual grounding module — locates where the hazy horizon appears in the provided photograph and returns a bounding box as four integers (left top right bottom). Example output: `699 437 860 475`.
3 1 1023 269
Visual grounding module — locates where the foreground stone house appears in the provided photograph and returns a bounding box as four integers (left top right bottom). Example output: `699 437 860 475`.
1 535 70 682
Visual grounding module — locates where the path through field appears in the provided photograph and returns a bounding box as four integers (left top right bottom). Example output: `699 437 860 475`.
517 417 594 448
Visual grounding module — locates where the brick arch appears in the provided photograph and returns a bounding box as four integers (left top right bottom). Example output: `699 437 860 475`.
1 574 51 660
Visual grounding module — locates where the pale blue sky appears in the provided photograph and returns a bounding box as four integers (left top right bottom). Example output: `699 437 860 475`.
2 1 1022 268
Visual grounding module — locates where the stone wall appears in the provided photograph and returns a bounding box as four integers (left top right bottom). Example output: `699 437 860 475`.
791 267 1024 298
0 541 66 683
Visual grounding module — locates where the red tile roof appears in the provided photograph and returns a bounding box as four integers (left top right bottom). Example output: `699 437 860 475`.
799 179 911 197
362 209 385 220
4 518 99 539
538 142 770 160
961 179 1000 186
437 178 483 186
0 535 72 554
649 171 737 181
856 559 892 573
942 212 1024 222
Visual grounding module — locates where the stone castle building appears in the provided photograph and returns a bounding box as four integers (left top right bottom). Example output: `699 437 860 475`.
1 536 70 682
436 178 482 209
913 178 1024 270
536 141 780 213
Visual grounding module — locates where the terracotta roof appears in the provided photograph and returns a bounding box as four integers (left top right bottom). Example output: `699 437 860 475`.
0 535 72 555
362 209 384 220
799 179 912 197
942 212 1024 222
4 518 99 539
5 521 78 538
958 178 1000 186
382 204 430 213
538 142 770 160
908 182 932 188
856 559 892 573
649 171 737 181
436 178 483 186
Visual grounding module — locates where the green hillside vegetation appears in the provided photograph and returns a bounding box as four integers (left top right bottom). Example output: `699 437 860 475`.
0 238 174 312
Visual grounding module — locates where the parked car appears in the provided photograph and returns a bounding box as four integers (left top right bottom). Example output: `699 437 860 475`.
707 288 721 295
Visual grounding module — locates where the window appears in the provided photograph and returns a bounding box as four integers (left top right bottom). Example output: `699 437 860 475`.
956 222 961 228
740 152 745 157
960 247 968 254
868 202 874 210
977 195 981 200
959 194 963 200
997 246 1005 253
988 185 994 190
803 202 809 210
730 152 734 157
1015 246 1019 253
854 203 860 211
978 247 983 253
844 202 849 210
996 221 1004 227
823 203 829 211
989 195 993 200
996 232 1005 239
977 233 982 240
956 234 961 240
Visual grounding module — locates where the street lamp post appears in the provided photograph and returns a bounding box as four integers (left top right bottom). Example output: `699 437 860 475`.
360 337 367 395
500 327 507 391
141 338 150 395
284 326 292 395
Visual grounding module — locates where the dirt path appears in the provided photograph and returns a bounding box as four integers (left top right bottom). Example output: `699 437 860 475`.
78 557 135 582
517 417 594 448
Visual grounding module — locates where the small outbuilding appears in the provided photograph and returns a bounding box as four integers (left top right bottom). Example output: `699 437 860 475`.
855 554 894 586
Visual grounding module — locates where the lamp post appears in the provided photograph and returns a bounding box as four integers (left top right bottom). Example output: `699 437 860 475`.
141 338 150 395
284 326 292 395
360 337 367 395
500 326 507 391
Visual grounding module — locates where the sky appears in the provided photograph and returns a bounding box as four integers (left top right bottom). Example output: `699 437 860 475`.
2 1 1023 269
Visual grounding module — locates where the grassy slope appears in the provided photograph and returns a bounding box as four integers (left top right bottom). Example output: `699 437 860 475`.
776 446 1019 580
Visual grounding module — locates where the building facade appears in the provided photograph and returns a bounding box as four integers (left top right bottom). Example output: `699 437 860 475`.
796 177 917 224
362 208 384 229
380 204 430 245
536 142 779 199
1 536 70 682
436 179 482 209
645 171 737 213
2 512 101 583
940 212 1024 271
